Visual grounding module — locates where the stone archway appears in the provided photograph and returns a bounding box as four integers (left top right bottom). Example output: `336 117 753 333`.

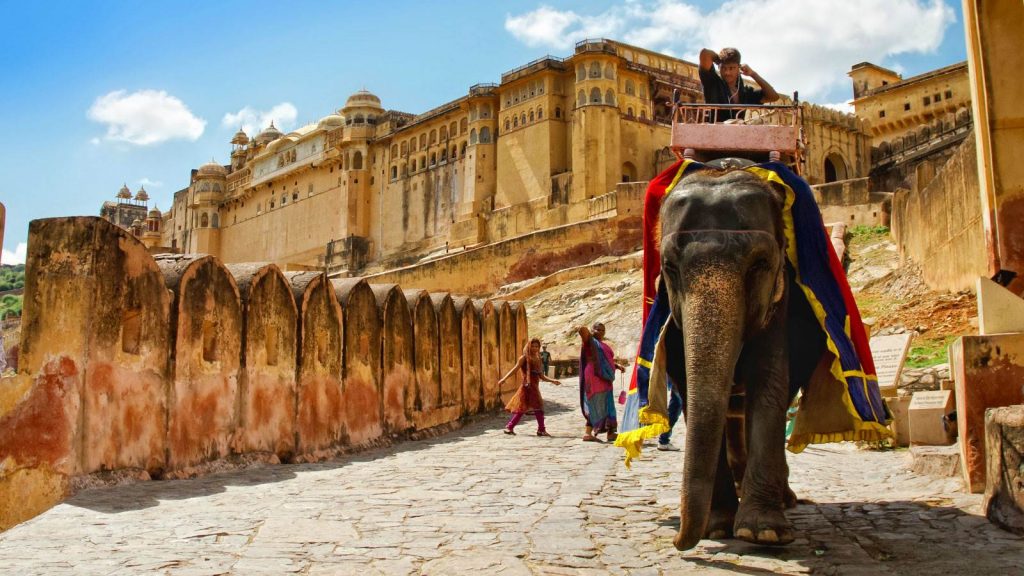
824 152 849 183
622 161 638 183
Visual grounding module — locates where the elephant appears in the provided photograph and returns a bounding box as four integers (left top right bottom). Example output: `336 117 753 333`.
657 165 828 551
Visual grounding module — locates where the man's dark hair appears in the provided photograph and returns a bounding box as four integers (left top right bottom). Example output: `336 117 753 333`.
719 47 742 66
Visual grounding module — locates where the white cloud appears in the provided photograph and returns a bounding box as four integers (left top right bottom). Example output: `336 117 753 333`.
823 101 855 114
88 90 206 146
222 103 298 136
505 0 956 101
138 177 163 188
2 243 26 266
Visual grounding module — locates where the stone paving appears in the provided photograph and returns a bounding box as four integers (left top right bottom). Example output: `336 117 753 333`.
2 380 1023 575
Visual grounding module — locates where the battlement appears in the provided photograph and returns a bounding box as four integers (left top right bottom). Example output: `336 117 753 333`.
0 217 529 530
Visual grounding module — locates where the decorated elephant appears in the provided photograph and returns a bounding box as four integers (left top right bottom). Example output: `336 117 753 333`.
616 159 891 551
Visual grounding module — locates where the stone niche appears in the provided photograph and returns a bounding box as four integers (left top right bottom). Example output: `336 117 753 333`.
227 263 297 460
453 297 482 416
406 289 442 429
950 333 1024 492
371 284 413 435
157 254 242 474
496 300 518 399
288 272 345 459
332 278 383 447
432 293 463 425
476 299 501 410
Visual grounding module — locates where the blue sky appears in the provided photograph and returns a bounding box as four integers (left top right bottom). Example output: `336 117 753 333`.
0 0 967 264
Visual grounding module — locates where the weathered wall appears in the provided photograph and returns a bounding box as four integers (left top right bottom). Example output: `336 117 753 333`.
0 216 530 531
157 255 243 474
365 214 640 295
891 135 988 292
333 279 383 447
497 301 518 399
372 284 413 434
227 263 297 459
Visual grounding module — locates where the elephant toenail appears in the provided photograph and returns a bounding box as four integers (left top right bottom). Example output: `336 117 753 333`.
735 527 754 540
758 529 779 542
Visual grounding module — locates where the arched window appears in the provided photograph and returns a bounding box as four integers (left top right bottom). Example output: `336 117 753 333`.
201 213 209 227
400 142 408 155
621 162 637 183
513 116 518 127
460 141 467 156
429 129 437 144
589 62 601 78
451 145 457 158
578 90 586 106
627 107 634 117
409 138 416 152
640 109 647 120
576 64 585 81
211 213 219 228
353 151 363 170
529 110 535 122
281 194 287 206
505 118 511 131
555 107 562 118
440 126 447 140
391 166 397 180
441 148 447 162
590 87 601 103
470 128 478 144
430 153 436 166
538 107 543 119
460 118 468 134
625 79 635 95
419 134 427 148
605 89 615 105
450 121 457 136
605 63 615 79
354 114 365 124
401 163 408 177
480 127 491 143
520 113 526 126
391 144 398 157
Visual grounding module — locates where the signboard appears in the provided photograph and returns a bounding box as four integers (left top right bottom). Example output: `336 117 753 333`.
870 333 913 392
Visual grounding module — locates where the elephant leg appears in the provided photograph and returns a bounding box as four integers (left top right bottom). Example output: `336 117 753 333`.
734 331 794 545
706 430 739 539
725 398 747 494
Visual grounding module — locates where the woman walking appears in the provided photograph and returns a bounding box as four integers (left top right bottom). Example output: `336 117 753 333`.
499 337 562 436
578 323 626 442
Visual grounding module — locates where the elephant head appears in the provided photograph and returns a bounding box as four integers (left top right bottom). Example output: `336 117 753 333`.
658 168 787 550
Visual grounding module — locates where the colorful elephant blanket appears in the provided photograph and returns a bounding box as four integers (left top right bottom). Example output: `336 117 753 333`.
615 159 892 467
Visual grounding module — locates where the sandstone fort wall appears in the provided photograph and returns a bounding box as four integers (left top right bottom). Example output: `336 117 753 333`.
891 134 988 292
0 217 529 530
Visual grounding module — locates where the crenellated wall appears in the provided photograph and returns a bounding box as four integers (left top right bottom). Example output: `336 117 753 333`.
0 216 530 530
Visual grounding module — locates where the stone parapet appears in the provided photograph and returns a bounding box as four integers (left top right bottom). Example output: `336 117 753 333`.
0 217 526 530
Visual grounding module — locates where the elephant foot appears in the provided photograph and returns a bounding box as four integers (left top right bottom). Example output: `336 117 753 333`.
705 508 736 540
784 484 798 509
734 503 794 546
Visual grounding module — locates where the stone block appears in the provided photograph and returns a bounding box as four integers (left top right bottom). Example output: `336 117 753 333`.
950 333 1024 493
887 395 912 447
910 444 962 478
909 390 955 446
984 405 1024 535
978 277 1024 335
870 333 913 397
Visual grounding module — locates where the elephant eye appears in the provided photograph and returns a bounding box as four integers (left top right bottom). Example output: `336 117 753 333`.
750 258 770 273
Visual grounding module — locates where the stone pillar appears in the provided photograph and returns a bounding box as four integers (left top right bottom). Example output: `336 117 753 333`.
332 278 383 447
476 299 501 410
496 301 518 400
432 293 463 425
454 297 482 416
407 289 442 430
984 404 1024 535
964 0 1024 293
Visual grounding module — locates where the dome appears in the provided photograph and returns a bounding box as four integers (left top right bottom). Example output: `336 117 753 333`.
231 129 249 145
148 206 161 218
318 114 345 129
134 186 149 202
131 218 143 228
254 121 283 145
117 183 132 199
343 89 383 110
198 159 227 177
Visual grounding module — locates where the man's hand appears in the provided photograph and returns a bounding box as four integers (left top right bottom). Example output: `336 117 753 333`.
740 64 753 77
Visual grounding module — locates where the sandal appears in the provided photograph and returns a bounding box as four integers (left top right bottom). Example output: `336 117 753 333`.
606 432 618 442
582 434 600 442
537 430 551 437
503 428 516 435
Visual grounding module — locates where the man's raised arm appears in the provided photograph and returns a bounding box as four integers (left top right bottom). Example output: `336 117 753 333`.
741 64 780 103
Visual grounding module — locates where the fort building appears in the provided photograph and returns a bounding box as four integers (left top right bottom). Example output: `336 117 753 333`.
105 39 871 275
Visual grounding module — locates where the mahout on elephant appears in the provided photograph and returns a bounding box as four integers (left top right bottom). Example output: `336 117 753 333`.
616 158 891 551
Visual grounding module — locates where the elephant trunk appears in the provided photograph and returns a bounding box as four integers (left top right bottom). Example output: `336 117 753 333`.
673 265 744 551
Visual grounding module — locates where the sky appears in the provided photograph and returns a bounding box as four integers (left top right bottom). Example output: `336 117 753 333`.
0 0 967 265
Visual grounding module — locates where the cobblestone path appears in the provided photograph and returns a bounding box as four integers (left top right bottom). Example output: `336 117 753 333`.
2 381 1022 575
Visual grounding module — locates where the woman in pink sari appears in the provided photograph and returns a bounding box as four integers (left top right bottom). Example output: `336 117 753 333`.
499 337 562 436
577 323 626 442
